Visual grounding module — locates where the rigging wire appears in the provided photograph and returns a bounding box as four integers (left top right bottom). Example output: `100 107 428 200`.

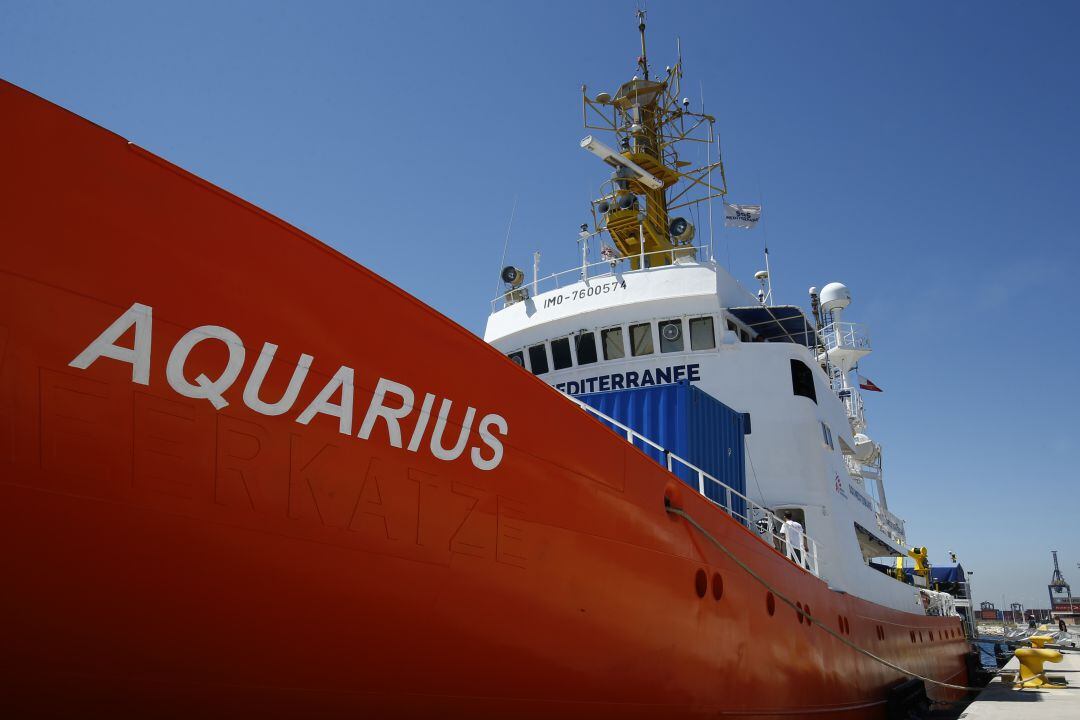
756 177 773 304
743 436 769 508
493 194 518 299
665 504 986 693
701 82 715 262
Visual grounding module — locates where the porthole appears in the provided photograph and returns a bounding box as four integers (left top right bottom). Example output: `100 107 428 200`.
711 573 724 601
804 604 812 629
910 631 916 643
838 615 844 632
766 592 775 616
796 602 804 624
694 569 707 598
929 631 934 641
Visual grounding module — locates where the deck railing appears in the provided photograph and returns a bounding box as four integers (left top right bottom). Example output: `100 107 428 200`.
564 393 822 577
491 241 712 312
821 321 871 353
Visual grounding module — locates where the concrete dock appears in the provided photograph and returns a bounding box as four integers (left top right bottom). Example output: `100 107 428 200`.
960 648 1080 719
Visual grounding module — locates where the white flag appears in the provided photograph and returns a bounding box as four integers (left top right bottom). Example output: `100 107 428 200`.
724 202 761 229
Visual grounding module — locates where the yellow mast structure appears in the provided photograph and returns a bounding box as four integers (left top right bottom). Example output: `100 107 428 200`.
581 9 728 270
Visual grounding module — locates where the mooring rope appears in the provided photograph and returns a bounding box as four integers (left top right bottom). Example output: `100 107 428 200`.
666 504 985 692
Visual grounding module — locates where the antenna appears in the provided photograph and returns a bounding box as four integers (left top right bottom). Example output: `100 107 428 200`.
532 250 541 296
759 185 773 303
636 8 649 80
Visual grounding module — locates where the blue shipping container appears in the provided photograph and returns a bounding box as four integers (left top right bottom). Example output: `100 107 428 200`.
574 381 746 515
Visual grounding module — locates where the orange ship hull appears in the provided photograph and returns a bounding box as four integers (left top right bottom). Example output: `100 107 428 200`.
0 80 968 718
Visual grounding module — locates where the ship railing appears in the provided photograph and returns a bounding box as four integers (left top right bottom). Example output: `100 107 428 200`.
821 322 871 354
836 387 866 430
564 394 822 578
491 241 713 311
843 459 907 547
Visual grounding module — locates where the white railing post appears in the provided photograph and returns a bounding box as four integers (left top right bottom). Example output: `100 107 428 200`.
639 224 645 270
697 470 705 496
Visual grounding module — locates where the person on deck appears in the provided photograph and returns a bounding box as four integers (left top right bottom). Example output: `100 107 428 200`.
779 511 806 566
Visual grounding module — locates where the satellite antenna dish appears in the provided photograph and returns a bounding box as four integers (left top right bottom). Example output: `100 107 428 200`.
595 92 611 104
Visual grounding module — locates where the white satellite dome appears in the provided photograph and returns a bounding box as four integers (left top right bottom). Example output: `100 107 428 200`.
820 282 851 313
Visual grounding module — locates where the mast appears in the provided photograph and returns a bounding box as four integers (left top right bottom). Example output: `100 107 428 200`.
580 12 728 270
636 8 649 80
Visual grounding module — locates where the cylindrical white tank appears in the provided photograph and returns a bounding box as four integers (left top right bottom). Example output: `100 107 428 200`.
853 433 878 462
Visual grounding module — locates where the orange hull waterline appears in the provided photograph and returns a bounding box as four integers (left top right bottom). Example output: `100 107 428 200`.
0 79 967 717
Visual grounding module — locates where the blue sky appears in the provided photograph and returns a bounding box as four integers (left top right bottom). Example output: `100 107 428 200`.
3 0 1078 611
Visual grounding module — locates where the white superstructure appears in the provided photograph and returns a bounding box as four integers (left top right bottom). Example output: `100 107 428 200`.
483 11 942 616
484 249 926 613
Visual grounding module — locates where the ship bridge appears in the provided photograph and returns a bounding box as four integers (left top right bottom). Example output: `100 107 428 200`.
725 305 817 346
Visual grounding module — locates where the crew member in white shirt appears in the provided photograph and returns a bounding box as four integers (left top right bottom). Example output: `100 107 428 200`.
779 511 805 566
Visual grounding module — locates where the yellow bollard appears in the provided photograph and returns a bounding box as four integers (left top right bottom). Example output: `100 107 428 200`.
1029 634 1053 648
1014 645 1066 688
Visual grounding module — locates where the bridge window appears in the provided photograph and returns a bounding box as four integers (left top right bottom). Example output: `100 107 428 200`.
602 326 625 360
507 350 524 367
551 337 573 371
575 332 598 365
690 316 716 350
659 320 684 353
790 359 816 403
528 344 549 375
630 322 654 356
